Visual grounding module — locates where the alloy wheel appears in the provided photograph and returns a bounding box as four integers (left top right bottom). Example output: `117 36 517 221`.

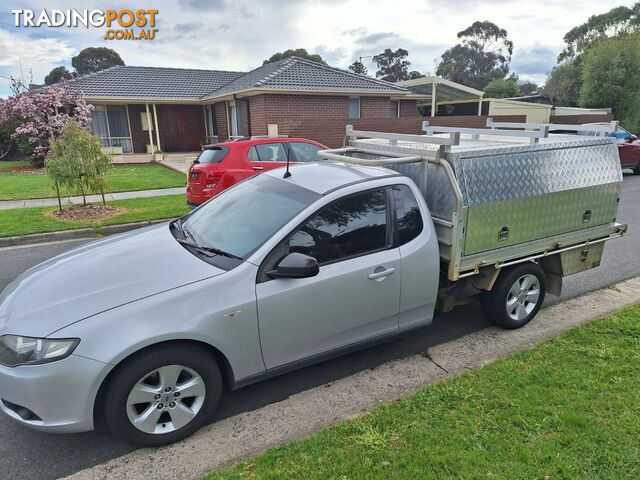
125 364 206 434
505 273 541 321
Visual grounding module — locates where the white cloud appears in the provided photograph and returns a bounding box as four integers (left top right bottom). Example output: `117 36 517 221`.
0 29 75 94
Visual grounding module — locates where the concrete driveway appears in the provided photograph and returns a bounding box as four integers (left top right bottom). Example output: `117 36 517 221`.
0 173 638 480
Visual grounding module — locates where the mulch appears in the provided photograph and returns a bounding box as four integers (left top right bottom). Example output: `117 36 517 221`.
51 204 121 221
0 166 45 174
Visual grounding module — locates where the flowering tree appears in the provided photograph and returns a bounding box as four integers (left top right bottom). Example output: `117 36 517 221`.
0 81 93 165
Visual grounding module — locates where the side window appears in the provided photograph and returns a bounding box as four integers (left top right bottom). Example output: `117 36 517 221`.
290 142 322 162
288 189 388 265
247 146 259 162
393 185 423 245
348 98 360 119
252 142 288 162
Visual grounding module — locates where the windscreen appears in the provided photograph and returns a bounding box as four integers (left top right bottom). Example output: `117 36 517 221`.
183 175 320 258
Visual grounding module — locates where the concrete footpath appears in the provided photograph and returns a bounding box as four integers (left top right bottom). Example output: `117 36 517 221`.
63 275 640 480
0 187 185 211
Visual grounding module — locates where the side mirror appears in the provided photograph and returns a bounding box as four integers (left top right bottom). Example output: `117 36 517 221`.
267 252 319 279
628 134 638 142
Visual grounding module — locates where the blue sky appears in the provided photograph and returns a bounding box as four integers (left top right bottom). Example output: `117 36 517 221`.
0 0 635 97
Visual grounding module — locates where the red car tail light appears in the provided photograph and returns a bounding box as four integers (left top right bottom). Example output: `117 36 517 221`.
205 170 225 188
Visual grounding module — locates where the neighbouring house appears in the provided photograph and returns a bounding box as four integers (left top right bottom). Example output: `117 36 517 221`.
66 56 425 156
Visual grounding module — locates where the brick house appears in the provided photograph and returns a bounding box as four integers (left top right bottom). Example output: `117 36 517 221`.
67 56 424 155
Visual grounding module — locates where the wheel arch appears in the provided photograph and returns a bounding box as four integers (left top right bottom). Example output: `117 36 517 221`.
92 339 235 426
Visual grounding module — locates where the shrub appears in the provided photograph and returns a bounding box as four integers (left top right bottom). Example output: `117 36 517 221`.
46 120 112 210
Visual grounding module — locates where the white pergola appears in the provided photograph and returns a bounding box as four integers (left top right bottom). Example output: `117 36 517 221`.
396 76 485 117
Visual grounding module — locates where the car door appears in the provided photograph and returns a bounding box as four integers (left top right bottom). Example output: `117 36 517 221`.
246 142 289 173
256 187 401 369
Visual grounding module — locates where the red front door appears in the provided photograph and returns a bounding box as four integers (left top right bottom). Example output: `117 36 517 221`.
157 105 205 151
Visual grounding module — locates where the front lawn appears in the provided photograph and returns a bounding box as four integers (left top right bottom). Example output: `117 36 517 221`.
0 194 188 237
206 305 640 480
0 163 186 201
0 160 31 170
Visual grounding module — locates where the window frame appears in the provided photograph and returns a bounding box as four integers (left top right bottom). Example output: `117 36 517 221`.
257 186 395 283
247 142 289 162
389 100 400 118
348 97 361 119
288 141 323 162
390 183 424 246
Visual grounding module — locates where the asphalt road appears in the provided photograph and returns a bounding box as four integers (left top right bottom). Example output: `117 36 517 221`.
0 173 638 480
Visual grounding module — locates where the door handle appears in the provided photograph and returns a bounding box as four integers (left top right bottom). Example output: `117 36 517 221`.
252 166 264 171
368 267 396 280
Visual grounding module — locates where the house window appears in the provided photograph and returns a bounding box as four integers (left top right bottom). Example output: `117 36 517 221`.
389 100 399 118
348 98 360 119
90 104 133 153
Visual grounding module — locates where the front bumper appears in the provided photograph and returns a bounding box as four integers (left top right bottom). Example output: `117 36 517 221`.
0 354 109 433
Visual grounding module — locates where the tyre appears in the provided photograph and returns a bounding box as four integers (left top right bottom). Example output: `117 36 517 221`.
103 344 222 447
633 165 640 175
480 262 546 329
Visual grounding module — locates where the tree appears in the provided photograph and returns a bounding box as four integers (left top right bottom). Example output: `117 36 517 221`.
580 34 640 133
46 119 112 210
483 78 519 98
436 21 513 90
518 81 539 96
542 61 582 107
0 82 94 166
44 66 74 85
263 48 326 65
559 3 640 61
72 47 124 75
348 60 368 75
372 48 415 82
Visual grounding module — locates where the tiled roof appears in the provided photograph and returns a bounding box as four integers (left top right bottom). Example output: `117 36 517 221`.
208 57 408 97
67 57 408 100
67 66 245 99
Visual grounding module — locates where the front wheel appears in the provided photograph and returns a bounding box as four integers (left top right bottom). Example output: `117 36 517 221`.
103 344 222 447
481 263 546 329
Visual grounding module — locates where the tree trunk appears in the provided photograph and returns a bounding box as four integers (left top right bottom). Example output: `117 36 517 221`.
54 183 62 211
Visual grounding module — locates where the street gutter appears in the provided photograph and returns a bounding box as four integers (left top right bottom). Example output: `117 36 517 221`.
62 275 640 480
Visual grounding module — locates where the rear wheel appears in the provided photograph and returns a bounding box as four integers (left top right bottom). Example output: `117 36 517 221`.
103 344 222 447
481 263 546 329
633 165 640 175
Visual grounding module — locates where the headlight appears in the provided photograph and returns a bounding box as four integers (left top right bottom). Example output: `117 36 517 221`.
0 335 79 367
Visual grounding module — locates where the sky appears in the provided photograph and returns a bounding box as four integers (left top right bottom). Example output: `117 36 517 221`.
0 0 634 97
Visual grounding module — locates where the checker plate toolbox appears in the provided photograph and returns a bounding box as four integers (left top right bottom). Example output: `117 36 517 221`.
317 120 627 281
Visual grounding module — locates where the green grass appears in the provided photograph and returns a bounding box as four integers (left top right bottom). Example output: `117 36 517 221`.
205 306 640 480
0 163 186 201
0 160 30 170
0 194 188 237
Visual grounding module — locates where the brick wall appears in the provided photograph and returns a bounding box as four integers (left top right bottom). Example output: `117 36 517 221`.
550 114 614 124
243 94 421 146
399 100 418 117
128 104 154 154
269 114 527 148
213 102 229 141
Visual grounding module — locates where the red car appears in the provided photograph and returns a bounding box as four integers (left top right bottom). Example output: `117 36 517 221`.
187 137 328 207
551 123 640 174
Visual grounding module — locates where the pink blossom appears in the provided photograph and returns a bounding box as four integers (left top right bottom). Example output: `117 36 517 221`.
0 81 94 160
